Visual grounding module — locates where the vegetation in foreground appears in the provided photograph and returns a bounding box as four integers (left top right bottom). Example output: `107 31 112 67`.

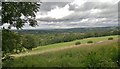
2 37 118 68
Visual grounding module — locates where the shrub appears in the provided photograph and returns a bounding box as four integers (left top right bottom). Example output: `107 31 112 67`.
2 29 23 54
87 41 93 43
22 35 37 50
108 37 113 40
75 41 81 45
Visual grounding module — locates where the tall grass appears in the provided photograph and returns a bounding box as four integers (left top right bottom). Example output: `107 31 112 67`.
3 39 118 67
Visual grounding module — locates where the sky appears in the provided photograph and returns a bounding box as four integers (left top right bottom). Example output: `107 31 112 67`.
1 0 120 29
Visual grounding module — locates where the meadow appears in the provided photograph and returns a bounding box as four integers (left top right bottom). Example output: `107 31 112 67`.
10 35 118 57
3 35 119 68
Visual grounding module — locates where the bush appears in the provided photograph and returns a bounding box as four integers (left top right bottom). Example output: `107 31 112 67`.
75 41 81 45
2 29 23 54
108 37 113 40
87 41 93 43
22 35 37 50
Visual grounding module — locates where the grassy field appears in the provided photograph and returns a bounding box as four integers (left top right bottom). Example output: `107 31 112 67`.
11 35 118 57
3 35 119 67
34 35 118 51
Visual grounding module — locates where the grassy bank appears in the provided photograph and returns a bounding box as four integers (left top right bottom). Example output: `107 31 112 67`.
3 35 119 67
10 35 118 57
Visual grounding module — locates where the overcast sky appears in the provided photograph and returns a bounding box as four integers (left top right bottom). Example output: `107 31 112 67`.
1 0 120 29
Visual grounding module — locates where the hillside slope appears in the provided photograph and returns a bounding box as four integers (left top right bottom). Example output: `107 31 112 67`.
3 37 118 67
11 35 118 57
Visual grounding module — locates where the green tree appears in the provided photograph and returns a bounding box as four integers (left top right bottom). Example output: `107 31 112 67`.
2 2 41 55
2 29 22 54
2 2 41 29
22 35 37 50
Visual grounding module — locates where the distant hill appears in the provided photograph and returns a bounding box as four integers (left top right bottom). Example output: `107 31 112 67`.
12 26 118 34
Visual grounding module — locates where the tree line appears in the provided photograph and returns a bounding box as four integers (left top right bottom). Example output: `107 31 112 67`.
2 28 119 57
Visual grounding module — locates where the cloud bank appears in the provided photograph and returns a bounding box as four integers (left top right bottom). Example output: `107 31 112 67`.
1 0 119 29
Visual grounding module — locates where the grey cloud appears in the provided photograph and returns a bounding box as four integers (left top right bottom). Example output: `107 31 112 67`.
1 1 118 29
40 2 69 12
69 2 115 12
36 20 118 29
68 2 118 21
38 2 118 23
68 2 118 19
